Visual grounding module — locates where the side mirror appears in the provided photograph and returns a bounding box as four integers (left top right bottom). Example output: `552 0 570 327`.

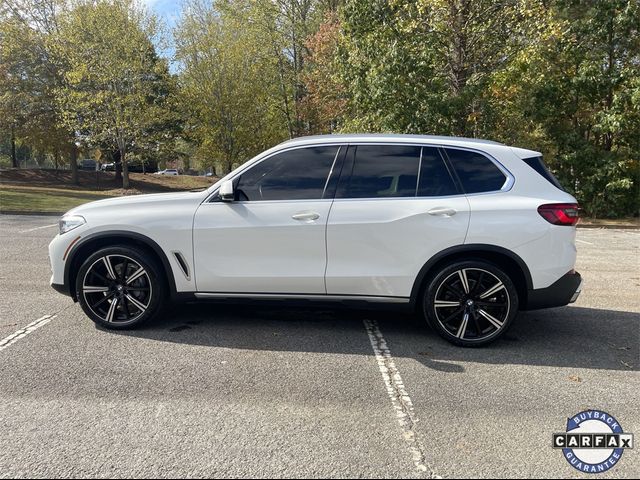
219 180 235 202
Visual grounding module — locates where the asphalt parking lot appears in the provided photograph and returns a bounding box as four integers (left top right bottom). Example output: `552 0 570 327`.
0 214 638 478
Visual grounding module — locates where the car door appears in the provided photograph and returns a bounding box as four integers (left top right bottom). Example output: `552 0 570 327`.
325 144 470 298
193 145 343 294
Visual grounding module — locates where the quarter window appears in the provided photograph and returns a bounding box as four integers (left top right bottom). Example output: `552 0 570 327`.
235 146 339 201
445 148 507 193
342 145 421 198
417 147 458 196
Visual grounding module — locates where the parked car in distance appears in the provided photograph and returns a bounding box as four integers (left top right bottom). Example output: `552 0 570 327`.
100 163 115 172
49 134 582 347
154 169 179 176
79 159 97 171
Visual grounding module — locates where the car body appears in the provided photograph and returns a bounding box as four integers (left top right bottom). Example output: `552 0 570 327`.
155 169 179 176
79 159 97 171
100 163 115 171
49 134 582 346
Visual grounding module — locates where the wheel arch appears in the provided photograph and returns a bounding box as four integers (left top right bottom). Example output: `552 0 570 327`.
410 244 532 308
65 231 177 301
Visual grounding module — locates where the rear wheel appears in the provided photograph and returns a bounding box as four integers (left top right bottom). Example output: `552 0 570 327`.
423 260 518 347
75 246 165 329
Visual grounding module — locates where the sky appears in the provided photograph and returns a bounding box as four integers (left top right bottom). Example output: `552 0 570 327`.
143 0 184 69
144 0 183 28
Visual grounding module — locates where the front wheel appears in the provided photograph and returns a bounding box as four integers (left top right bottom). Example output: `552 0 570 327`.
75 246 165 329
423 260 519 347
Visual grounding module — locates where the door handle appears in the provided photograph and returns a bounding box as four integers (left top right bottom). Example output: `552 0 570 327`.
428 207 457 217
292 211 320 222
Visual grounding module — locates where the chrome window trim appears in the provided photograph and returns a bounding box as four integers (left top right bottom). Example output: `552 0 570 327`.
203 140 514 203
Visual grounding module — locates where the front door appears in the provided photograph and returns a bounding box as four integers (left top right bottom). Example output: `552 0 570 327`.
193 145 343 294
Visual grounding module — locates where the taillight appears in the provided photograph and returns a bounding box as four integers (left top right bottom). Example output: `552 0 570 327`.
538 203 580 226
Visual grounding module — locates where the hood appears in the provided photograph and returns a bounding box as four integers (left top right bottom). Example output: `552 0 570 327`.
66 190 208 216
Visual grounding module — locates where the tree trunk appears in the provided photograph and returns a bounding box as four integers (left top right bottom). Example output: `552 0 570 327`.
121 149 130 189
70 143 79 185
11 124 18 168
114 149 122 182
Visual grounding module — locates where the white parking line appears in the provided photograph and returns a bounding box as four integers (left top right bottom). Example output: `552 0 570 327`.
0 315 56 352
19 223 58 233
575 239 594 245
363 318 439 478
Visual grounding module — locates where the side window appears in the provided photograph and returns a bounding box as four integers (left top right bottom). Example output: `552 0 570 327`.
445 148 507 193
342 145 421 198
235 146 339 201
417 147 458 196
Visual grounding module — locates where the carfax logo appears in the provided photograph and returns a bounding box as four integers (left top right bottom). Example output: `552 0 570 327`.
553 410 634 474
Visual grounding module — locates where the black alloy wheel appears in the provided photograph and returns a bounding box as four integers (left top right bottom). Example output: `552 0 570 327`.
76 246 165 328
424 260 518 347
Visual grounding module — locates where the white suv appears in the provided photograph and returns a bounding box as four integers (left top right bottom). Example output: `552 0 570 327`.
49 134 582 346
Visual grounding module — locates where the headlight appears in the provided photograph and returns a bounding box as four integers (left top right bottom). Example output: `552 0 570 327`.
59 215 86 234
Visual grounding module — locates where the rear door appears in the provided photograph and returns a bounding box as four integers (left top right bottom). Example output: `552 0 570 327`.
325 144 470 298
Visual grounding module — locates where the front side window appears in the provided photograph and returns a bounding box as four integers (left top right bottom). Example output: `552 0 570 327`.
341 145 421 198
445 148 507 193
235 146 339 201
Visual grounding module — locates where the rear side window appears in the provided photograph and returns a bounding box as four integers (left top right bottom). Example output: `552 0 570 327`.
522 156 565 191
417 147 458 196
236 146 339 201
445 148 507 193
342 145 421 198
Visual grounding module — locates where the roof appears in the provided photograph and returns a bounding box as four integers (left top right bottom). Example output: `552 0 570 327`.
280 133 504 148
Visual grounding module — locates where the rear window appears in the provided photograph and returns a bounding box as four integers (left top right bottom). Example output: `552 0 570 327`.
445 148 507 193
342 145 421 198
522 156 565 191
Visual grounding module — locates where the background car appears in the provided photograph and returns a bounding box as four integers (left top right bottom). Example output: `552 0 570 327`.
78 159 97 170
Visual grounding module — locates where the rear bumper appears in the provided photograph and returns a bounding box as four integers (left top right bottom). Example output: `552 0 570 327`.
523 271 582 310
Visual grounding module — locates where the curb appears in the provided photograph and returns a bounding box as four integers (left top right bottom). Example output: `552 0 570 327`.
1 211 63 217
577 224 639 230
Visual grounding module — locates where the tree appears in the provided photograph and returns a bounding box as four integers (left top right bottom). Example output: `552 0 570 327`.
0 0 79 180
336 0 536 135
491 0 640 217
175 0 287 174
301 10 347 133
54 0 175 189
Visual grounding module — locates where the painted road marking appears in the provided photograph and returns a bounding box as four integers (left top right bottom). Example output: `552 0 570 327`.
0 315 56 352
19 224 58 233
363 318 439 478
575 239 594 245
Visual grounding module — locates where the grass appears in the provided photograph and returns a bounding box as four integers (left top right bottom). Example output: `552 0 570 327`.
0 185 112 213
0 168 217 214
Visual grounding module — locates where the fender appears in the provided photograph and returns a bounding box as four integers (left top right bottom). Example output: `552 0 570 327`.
409 243 533 305
64 230 178 300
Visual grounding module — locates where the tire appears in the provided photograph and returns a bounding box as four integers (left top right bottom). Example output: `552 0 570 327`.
422 260 519 347
75 245 166 329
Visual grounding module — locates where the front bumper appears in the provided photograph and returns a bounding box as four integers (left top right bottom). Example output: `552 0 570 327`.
50 279 71 296
523 271 582 310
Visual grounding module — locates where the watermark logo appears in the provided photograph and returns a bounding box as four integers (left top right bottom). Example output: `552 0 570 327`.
553 410 633 474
